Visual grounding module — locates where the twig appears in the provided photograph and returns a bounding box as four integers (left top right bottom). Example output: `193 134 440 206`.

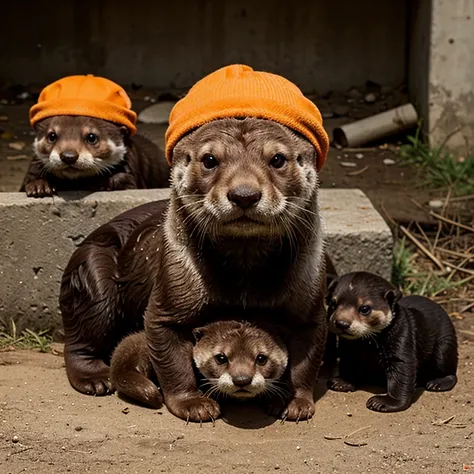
442 262 474 277
449 193 474 202
344 440 368 447
324 435 343 440
345 425 371 439
430 212 474 233
347 165 369 177
436 248 473 259
400 226 445 271
432 415 456 426
460 301 474 313
9 446 32 456
459 329 474 337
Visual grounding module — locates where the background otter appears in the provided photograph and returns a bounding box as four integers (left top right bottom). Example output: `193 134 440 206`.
21 115 170 197
326 272 458 412
110 320 289 416
60 117 327 423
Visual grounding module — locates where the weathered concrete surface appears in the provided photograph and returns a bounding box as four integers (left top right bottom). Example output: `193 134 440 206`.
0 189 392 333
409 0 474 154
1 0 407 94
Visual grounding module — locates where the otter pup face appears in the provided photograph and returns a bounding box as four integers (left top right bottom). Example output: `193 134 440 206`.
192 321 288 399
33 116 127 179
171 117 318 238
326 272 402 339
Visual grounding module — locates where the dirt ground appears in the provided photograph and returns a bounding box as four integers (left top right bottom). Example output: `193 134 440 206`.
1 341 473 474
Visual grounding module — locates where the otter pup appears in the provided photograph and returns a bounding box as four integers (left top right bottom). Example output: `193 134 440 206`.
60 64 330 423
326 272 458 412
21 75 169 197
110 320 289 414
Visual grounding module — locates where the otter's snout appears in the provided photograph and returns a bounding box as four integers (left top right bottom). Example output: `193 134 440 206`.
335 320 351 330
227 185 262 209
60 150 79 165
232 374 252 387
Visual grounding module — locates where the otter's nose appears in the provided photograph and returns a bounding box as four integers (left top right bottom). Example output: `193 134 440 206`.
232 374 252 387
335 320 351 330
227 186 261 209
60 151 79 165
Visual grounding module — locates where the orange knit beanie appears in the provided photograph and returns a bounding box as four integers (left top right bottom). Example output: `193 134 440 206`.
30 75 137 134
165 64 329 170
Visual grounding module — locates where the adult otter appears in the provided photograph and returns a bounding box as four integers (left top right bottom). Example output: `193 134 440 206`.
60 64 329 422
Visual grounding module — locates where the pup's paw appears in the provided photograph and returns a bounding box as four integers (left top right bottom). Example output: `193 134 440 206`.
25 179 55 198
366 395 410 413
327 377 356 392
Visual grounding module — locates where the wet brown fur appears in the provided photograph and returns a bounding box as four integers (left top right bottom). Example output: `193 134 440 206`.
60 118 327 423
21 116 170 197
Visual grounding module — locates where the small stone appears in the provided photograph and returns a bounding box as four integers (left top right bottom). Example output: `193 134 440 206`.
296 446 301 450
333 105 350 117
428 199 444 209
346 87 363 99
355 153 364 159
122 407 130 414
8 141 26 151
340 162 357 168
74 426 83 432
434 443 440 448
138 102 176 124
364 92 377 104
383 158 396 165
346 412 353 417
12 435 19 443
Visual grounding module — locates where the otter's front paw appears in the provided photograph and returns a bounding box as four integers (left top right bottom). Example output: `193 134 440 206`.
327 377 356 392
25 179 55 198
66 357 113 396
102 173 136 191
280 397 315 422
167 396 220 423
366 395 410 413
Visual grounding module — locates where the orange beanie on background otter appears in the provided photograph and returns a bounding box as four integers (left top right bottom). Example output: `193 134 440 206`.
165 64 329 170
29 75 137 134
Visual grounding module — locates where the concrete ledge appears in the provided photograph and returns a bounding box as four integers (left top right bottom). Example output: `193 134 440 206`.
0 188 392 332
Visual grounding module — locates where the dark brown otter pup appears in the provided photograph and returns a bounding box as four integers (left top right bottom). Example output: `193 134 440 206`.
110 320 288 414
326 272 458 412
60 117 327 423
21 116 169 197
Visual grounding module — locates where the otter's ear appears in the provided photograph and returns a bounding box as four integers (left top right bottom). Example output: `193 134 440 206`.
325 278 339 305
119 126 131 138
192 327 206 342
384 289 402 310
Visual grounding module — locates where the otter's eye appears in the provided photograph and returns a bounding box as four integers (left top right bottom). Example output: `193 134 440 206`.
85 133 98 145
202 154 219 169
47 131 57 144
329 298 337 307
269 153 287 169
214 353 228 365
359 305 372 316
256 354 268 366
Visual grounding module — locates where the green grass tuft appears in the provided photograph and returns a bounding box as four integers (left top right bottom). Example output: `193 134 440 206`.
0 319 52 352
399 126 474 196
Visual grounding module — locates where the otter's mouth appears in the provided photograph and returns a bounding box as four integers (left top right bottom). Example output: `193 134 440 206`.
231 388 256 399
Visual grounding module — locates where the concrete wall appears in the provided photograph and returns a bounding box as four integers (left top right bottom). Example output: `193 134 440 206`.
1 0 407 94
409 0 474 153
0 189 393 334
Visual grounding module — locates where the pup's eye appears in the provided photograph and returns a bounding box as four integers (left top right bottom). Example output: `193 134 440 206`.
85 133 99 145
359 305 372 316
269 153 287 169
202 154 219 169
214 353 228 365
256 354 268 365
47 131 57 143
